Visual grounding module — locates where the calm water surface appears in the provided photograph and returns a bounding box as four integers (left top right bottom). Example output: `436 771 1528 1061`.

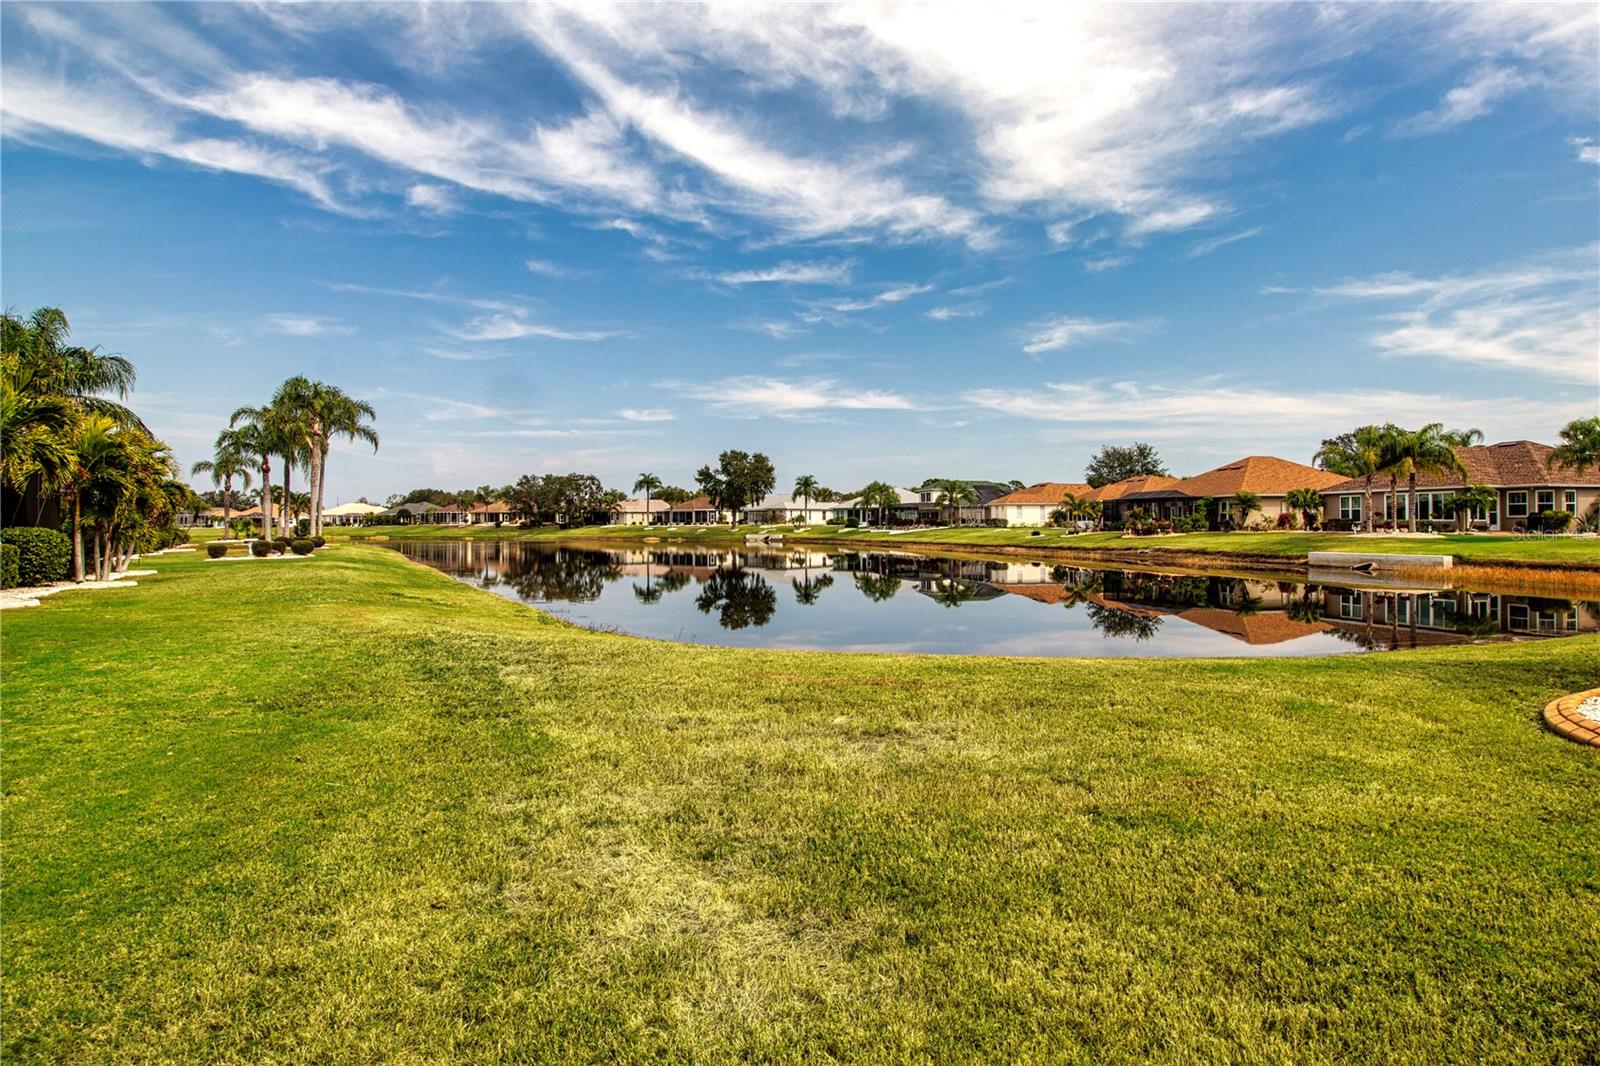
389 540 1596 658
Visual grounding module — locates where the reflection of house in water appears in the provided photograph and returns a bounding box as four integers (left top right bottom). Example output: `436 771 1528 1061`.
1318 588 1596 647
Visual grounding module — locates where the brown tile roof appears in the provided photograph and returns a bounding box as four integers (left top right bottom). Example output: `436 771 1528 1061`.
1177 608 1333 645
1320 440 1600 493
1130 456 1345 499
987 482 1093 506
670 494 716 511
1085 475 1182 502
469 500 514 514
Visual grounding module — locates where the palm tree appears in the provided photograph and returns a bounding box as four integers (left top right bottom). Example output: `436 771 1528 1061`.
1393 423 1470 532
1314 426 1385 533
934 479 976 526
633 473 662 525
1548 416 1600 479
793 474 820 524
1080 498 1104 531
1285 487 1323 530
1446 484 1497 533
1058 490 1084 526
859 480 900 527
315 387 378 536
226 416 277 539
190 428 253 537
1232 491 1261 529
1375 423 1409 530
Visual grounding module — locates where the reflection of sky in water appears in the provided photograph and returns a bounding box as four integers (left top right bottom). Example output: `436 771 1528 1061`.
388 541 1579 659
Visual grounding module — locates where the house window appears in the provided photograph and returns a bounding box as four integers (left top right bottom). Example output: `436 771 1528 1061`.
1506 491 1528 517
1339 495 1362 521
1535 490 1555 512
1565 490 1578 512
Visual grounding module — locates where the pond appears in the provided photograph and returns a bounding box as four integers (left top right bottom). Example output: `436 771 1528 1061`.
388 540 1598 658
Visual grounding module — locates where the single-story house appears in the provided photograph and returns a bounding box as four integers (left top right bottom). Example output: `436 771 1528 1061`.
825 487 923 526
610 498 670 525
467 500 518 525
322 501 385 526
984 482 1094 526
1120 456 1345 527
1319 439 1600 531
910 479 1014 525
741 493 835 525
378 501 442 525
667 494 732 525
1083 475 1182 523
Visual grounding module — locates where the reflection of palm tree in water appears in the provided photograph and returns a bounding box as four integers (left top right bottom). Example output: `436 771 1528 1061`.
1085 602 1162 641
696 567 778 629
1050 565 1103 610
929 577 979 609
792 573 833 605
854 572 901 602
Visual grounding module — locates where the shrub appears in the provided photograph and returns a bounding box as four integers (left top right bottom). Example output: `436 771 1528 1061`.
0 526 71 586
0 543 19 589
295 518 311 538
311 535 327 548
250 540 273 557
207 542 229 559
1276 512 1297 530
1029 529 1041 537
987 518 1009 528
168 527 190 546
844 517 860 528
1534 510 1573 533
272 538 292 553
291 538 314 555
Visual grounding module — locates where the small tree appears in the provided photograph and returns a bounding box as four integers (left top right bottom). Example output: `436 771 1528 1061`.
633 472 662 523
696 450 776 526
933 479 977 526
793 474 820 521
1548 416 1600 479
1285 487 1323 530
1232 491 1262 529
1446 484 1498 532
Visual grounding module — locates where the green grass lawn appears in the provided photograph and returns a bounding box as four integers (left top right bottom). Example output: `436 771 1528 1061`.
326 520 1600 567
5 546 1596 1062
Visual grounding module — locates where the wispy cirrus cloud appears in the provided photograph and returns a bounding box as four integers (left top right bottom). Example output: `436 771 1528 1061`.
1019 315 1153 355
1390 66 1529 138
616 407 675 422
660 376 920 419
1279 245 1598 381
710 260 854 286
443 312 625 343
261 313 354 337
1188 226 1263 258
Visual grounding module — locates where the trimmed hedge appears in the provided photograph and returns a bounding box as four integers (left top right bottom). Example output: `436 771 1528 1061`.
310 535 327 549
290 538 314 556
250 540 273 558
207 543 229 559
0 527 71 586
1 543 19 589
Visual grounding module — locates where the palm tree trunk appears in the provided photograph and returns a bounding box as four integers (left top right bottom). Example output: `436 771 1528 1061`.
1407 472 1418 533
71 493 84 583
222 474 233 534
282 459 292 538
1363 476 1374 533
261 457 273 539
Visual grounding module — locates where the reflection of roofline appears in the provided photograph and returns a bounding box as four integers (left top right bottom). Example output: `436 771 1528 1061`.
1176 608 1332 645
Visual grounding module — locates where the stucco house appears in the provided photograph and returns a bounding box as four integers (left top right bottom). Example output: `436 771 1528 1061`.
984 482 1093 526
322 501 385 526
741 493 835 525
610 498 670 525
1318 439 1600 531
1120 456 1345 527
1083 475 1183 523
666 494 732 525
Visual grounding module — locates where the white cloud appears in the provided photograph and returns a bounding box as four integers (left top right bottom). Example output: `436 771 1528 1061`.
525 258 594 279
261 313 354 337
1083 256 1132 273
616 407 675 422
661 376 919 419
812 283 933 315
712 260 853 286
444 312 624 343
1572 137 1600 165
1390 66 1528 138
964 379 1585 442
1019 315 1150 354
1297 246 1598 381
325 282 522 313
730 317 808 340
925 305 984 322
1188 226 1264 258
405 183 457 213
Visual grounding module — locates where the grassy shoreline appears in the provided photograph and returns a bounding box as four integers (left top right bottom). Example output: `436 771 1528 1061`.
4 544 1597 1061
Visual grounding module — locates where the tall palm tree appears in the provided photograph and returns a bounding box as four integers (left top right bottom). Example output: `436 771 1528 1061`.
792 474 819 523
1548 416 1600 478
1285 487 1323 530
1394 423 1470 532
314 387 378 536
633 472 662 525
227 416 277 539
1314 425 1386 533
934 479 976 526
190 428 253 537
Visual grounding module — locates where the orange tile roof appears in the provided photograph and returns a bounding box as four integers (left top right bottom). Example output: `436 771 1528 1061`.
1133 456 1344 498
1177 608 1333 645
1320 440 1600 493
987 482 1093 506
1085 475 1182 501
671 494 716 510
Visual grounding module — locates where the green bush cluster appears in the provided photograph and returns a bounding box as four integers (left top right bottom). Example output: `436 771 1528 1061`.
250 540 273 558
0 527 71 586
1 543 19 589
290 538 314 556
310 535 327 548
207 543 229 559
1531 510 1574 533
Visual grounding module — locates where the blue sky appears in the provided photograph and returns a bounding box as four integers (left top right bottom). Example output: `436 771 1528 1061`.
2 2 1597 502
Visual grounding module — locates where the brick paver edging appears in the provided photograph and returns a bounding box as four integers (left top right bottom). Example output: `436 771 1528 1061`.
1542 687 1600 748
